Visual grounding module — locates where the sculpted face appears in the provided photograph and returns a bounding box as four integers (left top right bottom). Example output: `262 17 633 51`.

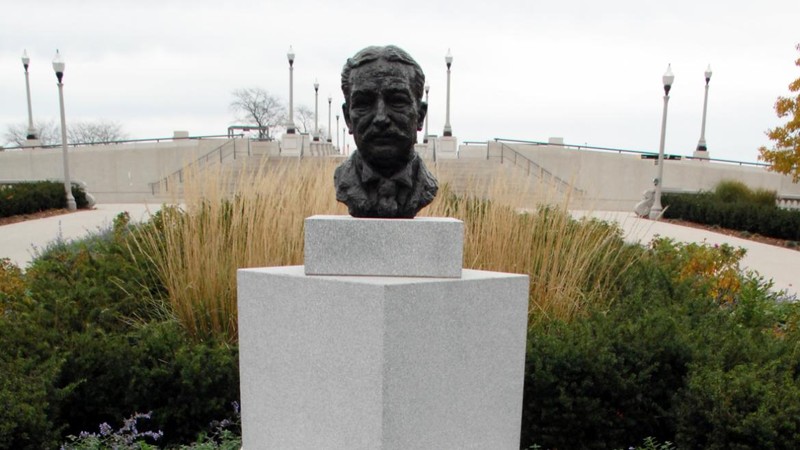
343 61 427 174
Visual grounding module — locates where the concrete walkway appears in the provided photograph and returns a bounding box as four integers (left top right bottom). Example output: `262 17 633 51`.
0 203 160 269
0 205 797 299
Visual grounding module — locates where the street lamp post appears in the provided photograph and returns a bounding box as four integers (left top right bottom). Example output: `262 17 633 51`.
695 64 712 156
286 46 296 134
336 114 340 152
21 50 38 142
423 84 430 143
327 95 332 143
649 64 675 220
313 80 319 142
443 49 453 137
52 50 76 211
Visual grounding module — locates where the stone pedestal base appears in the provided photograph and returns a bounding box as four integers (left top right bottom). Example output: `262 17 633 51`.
237 216 529 449
238 267 528 450
693 149 710 160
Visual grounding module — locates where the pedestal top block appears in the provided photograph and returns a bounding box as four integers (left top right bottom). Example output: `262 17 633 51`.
304 215 463 278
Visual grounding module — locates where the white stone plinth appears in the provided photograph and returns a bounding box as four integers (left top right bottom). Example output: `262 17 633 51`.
304 215 463 278
281 133 301 156
238 267 529 450
437 135 458 159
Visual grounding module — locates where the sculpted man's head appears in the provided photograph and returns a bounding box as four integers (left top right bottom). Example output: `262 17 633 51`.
334 45 438 218
341 45 427 175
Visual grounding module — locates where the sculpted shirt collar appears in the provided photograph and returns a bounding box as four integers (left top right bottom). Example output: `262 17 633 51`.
357 152 416 188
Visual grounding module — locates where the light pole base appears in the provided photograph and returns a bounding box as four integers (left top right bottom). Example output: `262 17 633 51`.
692 149 709 160
23 138 41 148
437 135 459 159
648 207 663 220
281 133 302 156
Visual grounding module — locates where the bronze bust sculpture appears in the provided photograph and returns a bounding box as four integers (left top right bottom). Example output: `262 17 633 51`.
334 45 438 218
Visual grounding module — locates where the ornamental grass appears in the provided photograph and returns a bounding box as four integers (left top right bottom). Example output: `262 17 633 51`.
134 157 636 343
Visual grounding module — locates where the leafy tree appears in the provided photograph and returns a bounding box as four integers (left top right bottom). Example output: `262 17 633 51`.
759 43 800 182
229 88 284 140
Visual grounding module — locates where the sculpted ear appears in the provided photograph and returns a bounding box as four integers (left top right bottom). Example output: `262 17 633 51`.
342 103 353 134
417 101 427 131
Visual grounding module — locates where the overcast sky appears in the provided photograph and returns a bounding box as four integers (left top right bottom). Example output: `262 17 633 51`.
2 0 799 162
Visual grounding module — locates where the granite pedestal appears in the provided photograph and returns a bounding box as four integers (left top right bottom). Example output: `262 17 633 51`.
238 216 529 449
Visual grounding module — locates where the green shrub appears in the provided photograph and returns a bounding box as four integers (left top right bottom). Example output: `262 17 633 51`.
751 188 778 207
663 193 800 241
520 238 800 448
54 321 239 447
0 181 89 217
713 180 754 203
24 213 165 334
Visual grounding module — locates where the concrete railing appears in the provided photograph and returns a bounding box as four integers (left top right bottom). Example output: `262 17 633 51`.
777 195 800 210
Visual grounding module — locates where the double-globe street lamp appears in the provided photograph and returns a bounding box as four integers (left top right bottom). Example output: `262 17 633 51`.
649 64 675 220
286 46 296 134
696 64 713 155
52 50 77 211
21 50 38 142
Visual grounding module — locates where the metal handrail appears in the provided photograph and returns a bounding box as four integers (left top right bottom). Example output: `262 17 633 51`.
494 141 584 195
494 137 770 168
5 133 241 151
149 138 239 194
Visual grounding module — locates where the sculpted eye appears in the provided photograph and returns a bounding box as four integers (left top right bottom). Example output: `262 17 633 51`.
388 94 412 107
350 93 374 109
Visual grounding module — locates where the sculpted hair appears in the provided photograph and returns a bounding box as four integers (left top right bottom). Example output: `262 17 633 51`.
341 45 426 102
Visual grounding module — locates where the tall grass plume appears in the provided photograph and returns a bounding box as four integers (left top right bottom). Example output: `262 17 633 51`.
135 157 636 343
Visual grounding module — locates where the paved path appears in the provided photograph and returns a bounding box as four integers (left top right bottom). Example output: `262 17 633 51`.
0 205 796 299
0 203 160 269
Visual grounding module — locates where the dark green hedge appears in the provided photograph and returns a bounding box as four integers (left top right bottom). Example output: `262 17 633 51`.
0 214 237 449
662 192 800 241
520 251 800 449
0 181 89 218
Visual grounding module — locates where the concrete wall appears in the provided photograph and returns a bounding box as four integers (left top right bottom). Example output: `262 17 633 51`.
486 143 800 210
0 138 248 203
3 138 798 210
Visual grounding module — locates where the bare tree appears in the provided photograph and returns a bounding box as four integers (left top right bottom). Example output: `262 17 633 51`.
229 88 285 140
3 120 60 147
68 120 128 144
295 105 314 134
3 119 127 147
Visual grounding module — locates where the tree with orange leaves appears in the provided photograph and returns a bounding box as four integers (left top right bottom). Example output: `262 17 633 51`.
759 44 800 182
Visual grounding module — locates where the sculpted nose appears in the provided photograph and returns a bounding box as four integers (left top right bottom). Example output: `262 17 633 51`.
372 99 390 127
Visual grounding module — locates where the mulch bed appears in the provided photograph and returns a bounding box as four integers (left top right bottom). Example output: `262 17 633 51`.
0 208 79 226
663 218 799 252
